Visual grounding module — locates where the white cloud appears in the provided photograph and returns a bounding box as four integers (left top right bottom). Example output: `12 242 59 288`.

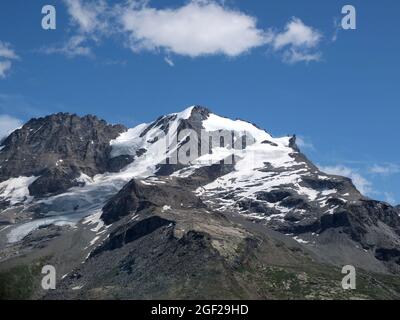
43 0 111 58
282 49 321 64
368 164 400 176
42 36 92 58
64 0 108 34
272 18 322 63
0 61 12 79
0 41 19 60
331 17 341 42
0 115 23 141
164 57 175 67
54 1 325 64
0 41 19 79
319 165 372 195
120 0 270 57
273 18 321 50
296 136 314 150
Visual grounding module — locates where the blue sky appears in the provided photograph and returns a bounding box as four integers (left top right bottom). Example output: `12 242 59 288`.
0 0 399 204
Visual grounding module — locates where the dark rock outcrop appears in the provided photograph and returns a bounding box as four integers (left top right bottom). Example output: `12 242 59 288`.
317 200 400 254
375 248 400 265
280 195 312 211
28 167 81 197
288 135 300 152
256 190 293 203
0 113 127 196
101 178 206 225
238 199 277 215
301 176 356 193
92 216 174 255
107 155 135 173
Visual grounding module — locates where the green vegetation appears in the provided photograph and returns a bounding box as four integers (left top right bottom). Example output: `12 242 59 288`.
0 260 46 300
238 261 400 300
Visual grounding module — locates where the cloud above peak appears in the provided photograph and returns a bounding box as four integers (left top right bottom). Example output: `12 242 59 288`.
273 18 322 50
56 0 324 63
369 164 400 176
0 41 19 79
41 0 110 58
272 18 323 63
0 61 12 79
64 0 108 34
120 1 270 57
319 165 372 195
0 42 19 60
42 35 92 58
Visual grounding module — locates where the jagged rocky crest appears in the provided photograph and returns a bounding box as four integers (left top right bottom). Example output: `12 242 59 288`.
0 113 127 197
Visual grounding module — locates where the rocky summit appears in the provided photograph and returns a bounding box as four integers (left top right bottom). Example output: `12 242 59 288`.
0 106 399 300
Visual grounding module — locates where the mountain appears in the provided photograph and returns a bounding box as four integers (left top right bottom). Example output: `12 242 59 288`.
0 106 400 300
0 113 127 198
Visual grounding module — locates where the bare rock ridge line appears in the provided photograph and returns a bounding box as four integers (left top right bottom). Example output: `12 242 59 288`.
0 113 128 197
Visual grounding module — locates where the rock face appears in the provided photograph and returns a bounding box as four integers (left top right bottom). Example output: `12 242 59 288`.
101 178 205 225
1 106 400 300
0 113 127 196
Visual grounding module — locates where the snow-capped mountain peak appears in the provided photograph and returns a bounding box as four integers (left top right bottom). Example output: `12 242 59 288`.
0 107 399 284
1 106 400 301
